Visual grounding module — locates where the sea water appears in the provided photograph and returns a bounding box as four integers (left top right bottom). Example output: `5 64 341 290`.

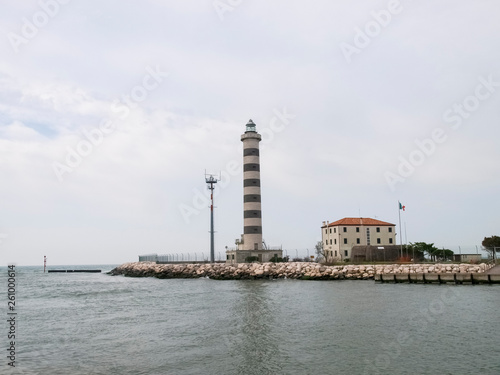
1 265 499 375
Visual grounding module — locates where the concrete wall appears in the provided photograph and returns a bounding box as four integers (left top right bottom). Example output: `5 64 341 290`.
453 254 482 262
351 245 401 262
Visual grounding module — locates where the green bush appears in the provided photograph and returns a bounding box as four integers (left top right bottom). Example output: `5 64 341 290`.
270 255 289 263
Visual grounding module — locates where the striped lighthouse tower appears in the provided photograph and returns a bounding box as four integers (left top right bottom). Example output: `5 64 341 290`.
240 119 263 251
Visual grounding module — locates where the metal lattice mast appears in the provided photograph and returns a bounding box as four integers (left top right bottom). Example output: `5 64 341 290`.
205 172 220 263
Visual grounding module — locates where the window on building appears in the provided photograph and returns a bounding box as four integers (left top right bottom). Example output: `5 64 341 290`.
325 229 327 234
376 227 380 233
357 238 360 244
334 228 337 233
343 227 347 232
330 228 332 234
389 238 393 244
388 227 393 233
344 250 348 257
334 239 337 245
227 255 229 260
377 238 381 244
325 240 328 245
330 239 332 245
344 238 347 244
232 254 235 259
356 227 360 232
335 251 337 257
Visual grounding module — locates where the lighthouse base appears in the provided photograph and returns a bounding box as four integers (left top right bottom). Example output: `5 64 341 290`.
225 249 284 265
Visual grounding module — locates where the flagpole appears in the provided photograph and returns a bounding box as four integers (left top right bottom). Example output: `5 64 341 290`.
404 221 408 257
398 201 403 260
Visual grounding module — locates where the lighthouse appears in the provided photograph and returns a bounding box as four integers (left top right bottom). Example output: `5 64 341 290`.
241 119 263 250
226 119 283 264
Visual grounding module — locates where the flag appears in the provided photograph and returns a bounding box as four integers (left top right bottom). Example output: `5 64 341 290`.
399 202 405 211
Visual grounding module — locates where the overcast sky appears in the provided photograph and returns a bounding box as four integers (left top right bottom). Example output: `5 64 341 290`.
1 0 499 265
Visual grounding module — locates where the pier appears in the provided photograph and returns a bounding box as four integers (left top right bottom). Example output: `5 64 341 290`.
375 273 500 284
48 270 102 273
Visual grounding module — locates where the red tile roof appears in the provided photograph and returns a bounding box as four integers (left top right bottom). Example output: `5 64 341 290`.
322 217 395 227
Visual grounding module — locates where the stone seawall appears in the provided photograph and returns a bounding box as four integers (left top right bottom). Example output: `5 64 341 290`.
108 262 493 280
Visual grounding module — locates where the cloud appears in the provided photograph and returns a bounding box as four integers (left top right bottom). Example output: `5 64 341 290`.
1 0 499 264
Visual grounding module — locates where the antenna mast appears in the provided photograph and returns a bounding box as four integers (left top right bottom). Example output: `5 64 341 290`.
205 171 221 263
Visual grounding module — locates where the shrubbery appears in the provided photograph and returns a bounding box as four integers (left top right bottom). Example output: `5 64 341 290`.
269 255 289 263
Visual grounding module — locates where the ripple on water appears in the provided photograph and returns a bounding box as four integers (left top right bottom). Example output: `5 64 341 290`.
6 269 500 375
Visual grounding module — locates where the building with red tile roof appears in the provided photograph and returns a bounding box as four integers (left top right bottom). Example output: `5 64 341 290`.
321 217 396 261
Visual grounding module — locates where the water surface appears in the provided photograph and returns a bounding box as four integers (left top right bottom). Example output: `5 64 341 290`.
2 266 499 374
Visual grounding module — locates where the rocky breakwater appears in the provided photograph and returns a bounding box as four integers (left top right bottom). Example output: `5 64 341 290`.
108 262 493 280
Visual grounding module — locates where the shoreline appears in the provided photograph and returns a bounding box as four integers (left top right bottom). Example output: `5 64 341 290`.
108 261 493 280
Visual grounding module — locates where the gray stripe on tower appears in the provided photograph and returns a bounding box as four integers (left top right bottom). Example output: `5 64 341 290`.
244 179 261 187
244 210 262 218
243 148 260 156
243 164 260 172
244 195 261 203
244 226 263 234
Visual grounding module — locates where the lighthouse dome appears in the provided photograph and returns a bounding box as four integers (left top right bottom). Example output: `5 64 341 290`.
245 119 256 132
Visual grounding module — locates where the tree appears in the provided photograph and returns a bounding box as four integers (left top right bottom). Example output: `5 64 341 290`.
403 243 425 261
437 249 454 261
315 241 327 263
269 255 289 263
411 242 438 261
409 242 453 261
482 236 500 260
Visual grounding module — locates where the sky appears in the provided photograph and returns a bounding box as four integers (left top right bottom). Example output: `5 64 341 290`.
0 0 499 266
